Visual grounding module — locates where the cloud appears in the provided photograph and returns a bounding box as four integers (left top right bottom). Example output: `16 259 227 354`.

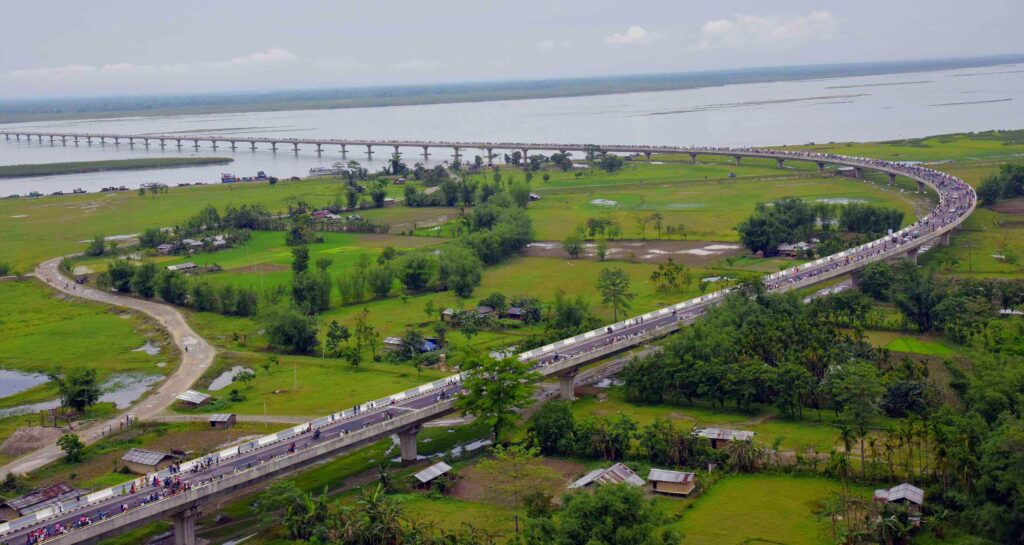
604 26 655 46
230 48 298 65
390 59 443 72
695 11 839 50
536 38 570 50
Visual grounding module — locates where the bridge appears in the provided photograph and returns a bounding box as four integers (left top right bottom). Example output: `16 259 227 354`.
0 136 975 545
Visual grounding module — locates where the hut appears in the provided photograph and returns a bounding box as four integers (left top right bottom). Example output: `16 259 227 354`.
175 389 210 408
209 413 237 429
412 462 452 488
693 427 755 449
568 463 644 490
873 483 925 518
122 448 177 474
0 483 83 522
647 469 697 497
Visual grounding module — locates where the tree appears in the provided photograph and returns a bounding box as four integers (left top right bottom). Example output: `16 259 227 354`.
651 212 664 239
398 328 425 360
47 368 101 412
635 215 651 240
291 246 310 273
563 230 584 259
325 320 350 356
439 245 483 297
423 300 436 321
354 308 380 360
827 361 884 480
596 267 635 322
234 369 257 389
456 353 540 441
366 263 394 298
155 270 189 305
552 484 675 545
595 238 609 261
85 234 106 257
260 302 319 354
103 260 135 293
396 252 435 292
528 401 576 455
476 444 560 535
128 261 158 298
57 434 85 463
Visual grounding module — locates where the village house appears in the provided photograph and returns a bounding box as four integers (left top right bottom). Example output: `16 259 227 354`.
156 243 175 255
411 462 451 488
568 463 645 490
441 308 456 322
166 262 197 273
647 469 697 497
475 305 495 318
0 483 84 522
693 427 755 449
175 389 210 407
208 413 237 429
506 306 525 320
873 483 925 521
776 241 814 258
121 448 178 474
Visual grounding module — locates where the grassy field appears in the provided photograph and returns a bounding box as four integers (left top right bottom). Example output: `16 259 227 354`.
0 157 233 179
677 474 864 545
0 280 171 407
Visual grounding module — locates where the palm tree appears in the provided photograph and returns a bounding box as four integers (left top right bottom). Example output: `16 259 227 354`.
838 424 855 465
595 267 635 322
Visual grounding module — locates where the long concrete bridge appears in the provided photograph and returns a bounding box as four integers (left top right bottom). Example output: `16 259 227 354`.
0 139 975 545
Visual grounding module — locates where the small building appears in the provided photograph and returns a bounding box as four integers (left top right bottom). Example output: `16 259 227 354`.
441 308 456 322
412 461 452 487
383 336 404 351
0 483 84 522
156 243 175 255
647 469 697 497
181 238 205 249
419 339 439 353
528 192 541 201
506 306 525 320
837 166 858 178
874 483 924 517
476 305 495 317
122 448 178 474
166 262 197 272
568 463 645 490
208 413 237 429
175 389 210 407
394 178 406 185
776 241 813 258
693 427 755 449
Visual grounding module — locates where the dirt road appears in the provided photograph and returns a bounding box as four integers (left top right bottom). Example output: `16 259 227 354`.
0 257 215 477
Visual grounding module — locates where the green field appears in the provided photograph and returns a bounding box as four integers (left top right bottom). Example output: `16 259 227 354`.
0 157 233 179
884 336 958 356
0 280 170 407
677 474 864 545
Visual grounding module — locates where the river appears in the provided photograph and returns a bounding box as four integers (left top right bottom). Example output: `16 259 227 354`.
1 62 1022 194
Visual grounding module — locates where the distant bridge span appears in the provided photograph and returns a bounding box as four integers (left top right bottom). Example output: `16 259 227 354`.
0 133 975 545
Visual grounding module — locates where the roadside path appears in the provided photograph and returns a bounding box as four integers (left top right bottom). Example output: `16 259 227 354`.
0 257 215 477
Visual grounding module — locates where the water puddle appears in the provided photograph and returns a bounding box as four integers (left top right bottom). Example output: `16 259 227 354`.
0 372 162 418
208 366 253 391
0 369 49 398
388 434 492 463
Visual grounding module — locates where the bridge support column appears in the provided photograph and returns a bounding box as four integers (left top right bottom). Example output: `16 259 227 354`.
776 158 785 169
231 141 237 150
559 371 578 401
521 149 529 167
854 167 863 179
941 231 951 246
689 152 698 163
172 508 200 545
453 147 460 161
917 180 925 193
733 155 741 166
48 135 54 144
422 146 430 160
159 139 165 148
293 143 300 152
486 148 493 165
271 142 278 152
906 247 919 265
129 138 135 147
817 162 825 174
888 173 897 186
850 270 860 289
398 426 420 464
193 140 200 149
144 138 150 147
644 151 652 162
211 140 218 149
114 137 120 145
366 145 373 158
340 144 346 156
316 143 323 154
251 142 257 151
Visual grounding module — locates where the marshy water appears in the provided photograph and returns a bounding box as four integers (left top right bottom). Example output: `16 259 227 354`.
0 372 162 418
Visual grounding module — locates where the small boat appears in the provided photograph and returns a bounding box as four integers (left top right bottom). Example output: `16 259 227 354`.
221 173 238 183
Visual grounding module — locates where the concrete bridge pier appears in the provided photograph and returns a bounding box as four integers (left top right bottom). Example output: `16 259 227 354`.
733 155 741 166
486 148 493 165
128 138 135 147
339 144 346 156
776 158 785 169
941 231 951 246
559 370 578 401
159 139 166 148
114 137 120 145
250 142 257 151
172 507 201 545
100 137 106 145
175 139 182 148
193 140 200 149
917 180 925 193
315 143 323 154
452 147 460 161
74 136 80 145
87 136 93 145
366 145 373 158
854 167 864 179
644 151 652 162
271 142 278 152
144 138 151 147
230 141 237 150
398 426 420 464
850 269 860 289
422 146 430 160
292 143 300 152
392 145 401 157
887 173 897 186
521 149 529 166
211 140 218 150
689 152 699 163
906 247 919 265
817 162 826 174
48 135 54 144
61 136 67 145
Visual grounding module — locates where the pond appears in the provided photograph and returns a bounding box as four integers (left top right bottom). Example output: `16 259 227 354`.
0 372 163 418
0 369 49 398
208 366 253 391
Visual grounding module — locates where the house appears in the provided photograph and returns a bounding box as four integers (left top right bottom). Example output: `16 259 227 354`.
476 305 495 317
209 413 237 429
412 462 451 487
837 166 858 178
175 389 210 407
506 306 525 320
568 463 645 490
394 178 406 185
210 235 228 249
776 241 813 258
874 483 925 518
166 262 197 272
419 339 439 353
441 308 456 322
0 483 84 522
156 243 175 255
122 448 178 474
647 469 697 497
693 427 755 449
181 238 205 249
383 336 404 351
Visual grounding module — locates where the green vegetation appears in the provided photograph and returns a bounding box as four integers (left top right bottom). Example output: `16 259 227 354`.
0 157 232 179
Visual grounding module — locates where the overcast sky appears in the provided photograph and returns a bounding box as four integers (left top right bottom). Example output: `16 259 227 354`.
1 0 1020 98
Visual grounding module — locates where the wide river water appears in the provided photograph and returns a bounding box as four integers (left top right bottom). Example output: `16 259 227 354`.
1 63 1022 194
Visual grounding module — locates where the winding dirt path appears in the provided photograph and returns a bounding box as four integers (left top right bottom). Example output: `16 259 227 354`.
0 257 215 477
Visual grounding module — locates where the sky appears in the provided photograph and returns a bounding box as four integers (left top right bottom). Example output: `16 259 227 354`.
0 0 1020 98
